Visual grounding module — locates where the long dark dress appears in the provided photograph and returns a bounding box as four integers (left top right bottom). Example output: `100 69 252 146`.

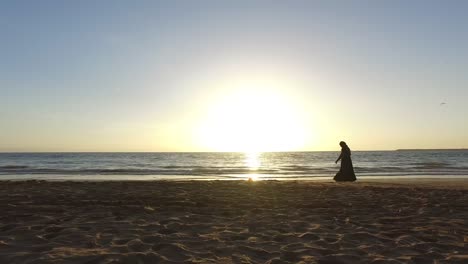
334 146 356 182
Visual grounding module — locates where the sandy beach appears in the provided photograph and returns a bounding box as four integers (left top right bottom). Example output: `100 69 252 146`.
1 180 467 263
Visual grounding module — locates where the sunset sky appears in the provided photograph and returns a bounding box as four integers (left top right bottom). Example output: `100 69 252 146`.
1 1 468 152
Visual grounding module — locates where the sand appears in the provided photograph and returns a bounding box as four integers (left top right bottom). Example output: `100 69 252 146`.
0 179 467 263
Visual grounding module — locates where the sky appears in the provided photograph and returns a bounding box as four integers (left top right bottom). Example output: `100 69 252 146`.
1 0 468 152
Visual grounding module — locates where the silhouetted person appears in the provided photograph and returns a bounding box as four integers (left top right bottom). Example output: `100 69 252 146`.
334 141 356 182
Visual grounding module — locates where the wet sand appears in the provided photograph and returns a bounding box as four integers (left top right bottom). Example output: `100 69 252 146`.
1 180 467 263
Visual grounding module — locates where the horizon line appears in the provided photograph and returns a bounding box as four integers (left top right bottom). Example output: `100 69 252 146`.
1 148 467 154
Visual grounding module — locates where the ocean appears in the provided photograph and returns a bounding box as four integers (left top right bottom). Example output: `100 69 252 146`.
1 151 468 181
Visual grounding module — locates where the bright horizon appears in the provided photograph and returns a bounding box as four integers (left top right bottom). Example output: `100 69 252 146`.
2 1 468 152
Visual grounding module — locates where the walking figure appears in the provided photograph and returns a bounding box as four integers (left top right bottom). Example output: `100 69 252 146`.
334 141 356 182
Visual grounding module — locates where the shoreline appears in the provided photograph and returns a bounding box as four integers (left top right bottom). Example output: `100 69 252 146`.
1 174 468 183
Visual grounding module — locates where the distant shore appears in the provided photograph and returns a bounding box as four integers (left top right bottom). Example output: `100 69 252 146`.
395 148 468 151
1 179 467 263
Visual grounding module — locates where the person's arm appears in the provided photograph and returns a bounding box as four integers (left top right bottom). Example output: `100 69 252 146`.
335 152 343 164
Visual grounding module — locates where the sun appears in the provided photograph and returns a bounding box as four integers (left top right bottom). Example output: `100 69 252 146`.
196 88 308 152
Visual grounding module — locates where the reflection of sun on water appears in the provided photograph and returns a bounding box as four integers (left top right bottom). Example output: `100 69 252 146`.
245 152 260 181
246 152 260 169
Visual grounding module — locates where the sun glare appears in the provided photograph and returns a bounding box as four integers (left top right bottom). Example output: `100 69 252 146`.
245 151 260 169
196 88 308 152
245 151 261 181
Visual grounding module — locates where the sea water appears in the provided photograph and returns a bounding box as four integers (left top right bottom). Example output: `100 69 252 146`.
0 151 467 180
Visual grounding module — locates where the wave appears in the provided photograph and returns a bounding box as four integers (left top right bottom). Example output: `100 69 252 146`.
354 166 408 173
0 167 320 176
411 162 452 169
0 165 29 169
2 165 468 177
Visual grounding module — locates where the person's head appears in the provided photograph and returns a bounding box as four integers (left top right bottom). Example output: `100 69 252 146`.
339 141 347 148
